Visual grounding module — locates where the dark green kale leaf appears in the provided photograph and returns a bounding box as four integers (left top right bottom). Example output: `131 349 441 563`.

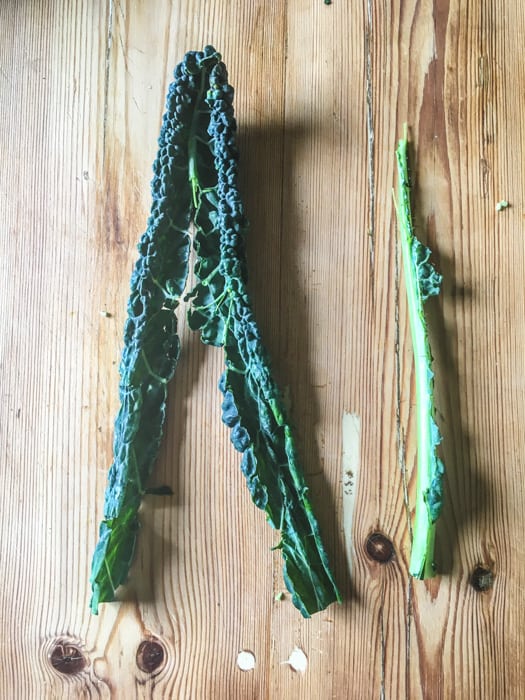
185 57 341 617
90 46 340 617
89 53 205 613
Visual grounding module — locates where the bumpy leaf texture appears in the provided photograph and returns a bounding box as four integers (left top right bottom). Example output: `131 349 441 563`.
90 46 341 617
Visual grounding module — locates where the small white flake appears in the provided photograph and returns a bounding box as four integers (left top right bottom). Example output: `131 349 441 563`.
236 650 256 671
495 200 509 212
286 647 308 673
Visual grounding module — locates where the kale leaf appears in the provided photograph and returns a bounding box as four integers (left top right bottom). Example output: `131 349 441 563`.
90 47 341 617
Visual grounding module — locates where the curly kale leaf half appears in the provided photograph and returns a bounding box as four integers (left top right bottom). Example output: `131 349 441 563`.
90 46 340 617
183 59 341 617
395 134 445 580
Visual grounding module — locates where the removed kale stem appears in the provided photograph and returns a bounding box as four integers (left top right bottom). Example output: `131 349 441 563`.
89 46 341 617
395 129 445 579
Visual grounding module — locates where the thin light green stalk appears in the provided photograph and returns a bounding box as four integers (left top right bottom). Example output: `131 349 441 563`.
395 131 444 580
188 70 207 210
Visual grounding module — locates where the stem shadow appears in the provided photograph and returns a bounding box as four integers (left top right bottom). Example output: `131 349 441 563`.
409 156 498 577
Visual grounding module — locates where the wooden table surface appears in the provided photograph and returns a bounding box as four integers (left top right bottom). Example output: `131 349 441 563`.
1 1 524 698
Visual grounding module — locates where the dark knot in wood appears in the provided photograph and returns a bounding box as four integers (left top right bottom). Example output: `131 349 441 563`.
49 640 86 675
136 639 166 674
470 566 495 592
365 531 395 563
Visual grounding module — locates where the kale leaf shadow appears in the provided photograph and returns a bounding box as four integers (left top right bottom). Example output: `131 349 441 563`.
122 328 207 605
237 119 355 607
427 257 499 577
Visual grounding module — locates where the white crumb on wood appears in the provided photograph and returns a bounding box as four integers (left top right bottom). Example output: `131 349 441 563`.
236 650 256 671
286 647 308 673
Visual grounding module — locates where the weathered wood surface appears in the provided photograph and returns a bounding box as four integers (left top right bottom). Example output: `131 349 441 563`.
1 1 524 698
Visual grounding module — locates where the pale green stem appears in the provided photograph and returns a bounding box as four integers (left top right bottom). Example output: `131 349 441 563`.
396 136 437 580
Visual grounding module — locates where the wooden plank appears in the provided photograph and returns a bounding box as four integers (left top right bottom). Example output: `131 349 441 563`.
1 0 525 698
0 0 111 697
373 0 525 698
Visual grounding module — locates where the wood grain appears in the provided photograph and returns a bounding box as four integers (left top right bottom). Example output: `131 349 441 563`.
1 0 524 697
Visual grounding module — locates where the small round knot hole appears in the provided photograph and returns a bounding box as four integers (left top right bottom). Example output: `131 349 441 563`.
49 641 86 675
471 566 494 592
365 532 395 563
136 639 166 674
